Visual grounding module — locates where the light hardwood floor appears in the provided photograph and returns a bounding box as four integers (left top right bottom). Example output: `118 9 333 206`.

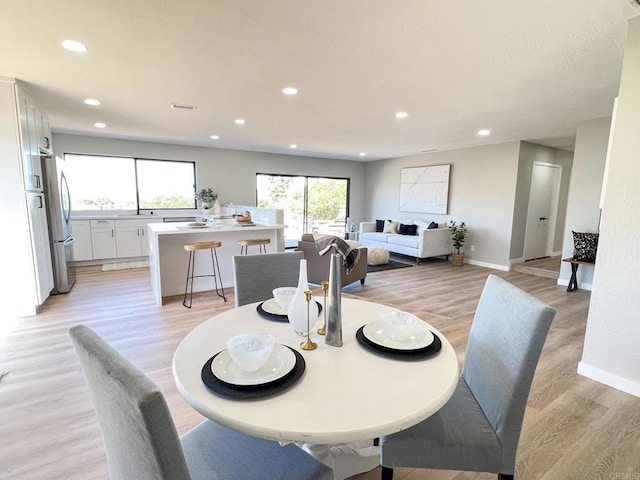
1 260 638 480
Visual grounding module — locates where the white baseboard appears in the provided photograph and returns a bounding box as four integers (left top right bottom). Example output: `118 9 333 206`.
509 257 525 269
557 278 593 291
577 361 640 398
465 259 509 271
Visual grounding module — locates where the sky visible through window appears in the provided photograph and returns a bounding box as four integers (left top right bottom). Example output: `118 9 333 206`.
64 154 195 211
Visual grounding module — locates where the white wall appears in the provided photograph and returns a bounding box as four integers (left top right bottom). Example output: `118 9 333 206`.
578 16 640 398
53 134 368 226
558 116 611 290
364 142 521 269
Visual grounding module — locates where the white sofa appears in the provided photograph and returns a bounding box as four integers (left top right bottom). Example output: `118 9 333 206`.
359 221 451 263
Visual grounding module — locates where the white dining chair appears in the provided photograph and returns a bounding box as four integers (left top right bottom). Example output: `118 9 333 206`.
69 324 333 480
379 274 556 480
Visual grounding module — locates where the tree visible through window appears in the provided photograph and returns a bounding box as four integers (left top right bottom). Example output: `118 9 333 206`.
256 174 349 247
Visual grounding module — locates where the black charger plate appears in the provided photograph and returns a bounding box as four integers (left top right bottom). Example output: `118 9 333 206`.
201 346 305 400
356 326 442 361
257 300 323 322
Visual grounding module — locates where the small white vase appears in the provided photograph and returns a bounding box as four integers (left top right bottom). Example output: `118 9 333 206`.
287 259 319 336
212 199 221 215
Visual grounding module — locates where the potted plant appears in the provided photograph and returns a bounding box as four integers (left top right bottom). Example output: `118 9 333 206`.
195 188 218 210
449 221 467 266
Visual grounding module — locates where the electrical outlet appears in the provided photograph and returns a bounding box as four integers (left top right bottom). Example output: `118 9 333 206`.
470 245 475 252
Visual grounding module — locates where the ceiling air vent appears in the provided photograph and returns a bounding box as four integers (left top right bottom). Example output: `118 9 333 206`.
170 103 197 111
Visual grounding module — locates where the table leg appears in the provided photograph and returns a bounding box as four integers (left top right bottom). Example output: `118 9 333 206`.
300 443 380 480
567 263 579 292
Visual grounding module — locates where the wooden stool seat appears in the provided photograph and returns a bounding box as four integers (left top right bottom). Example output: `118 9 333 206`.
182 241 226 307
238 238 270 255
184 241 222 251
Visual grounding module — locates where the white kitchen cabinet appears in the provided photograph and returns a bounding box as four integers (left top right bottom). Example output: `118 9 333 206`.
71 220 93 261
90 220 117 259
115 219 162 258
0 78 53 316
27 192 54 304
37 111 52 154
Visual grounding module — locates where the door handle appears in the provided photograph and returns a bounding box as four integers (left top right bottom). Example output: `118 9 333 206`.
539 217 548 221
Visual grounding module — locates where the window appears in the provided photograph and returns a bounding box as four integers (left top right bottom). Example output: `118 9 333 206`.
256 174 349 247
64 154 196 212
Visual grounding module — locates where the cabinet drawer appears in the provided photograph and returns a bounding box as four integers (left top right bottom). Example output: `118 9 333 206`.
90 219 115 228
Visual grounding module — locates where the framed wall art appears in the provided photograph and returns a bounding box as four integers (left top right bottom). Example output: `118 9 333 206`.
399 164 450 214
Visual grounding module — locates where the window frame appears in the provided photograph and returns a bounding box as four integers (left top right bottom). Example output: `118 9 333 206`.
63 153 197 214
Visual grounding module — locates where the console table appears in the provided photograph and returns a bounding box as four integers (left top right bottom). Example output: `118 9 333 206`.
562 258 595 292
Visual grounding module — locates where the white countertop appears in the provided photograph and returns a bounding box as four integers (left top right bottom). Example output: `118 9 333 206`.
148 221 285 235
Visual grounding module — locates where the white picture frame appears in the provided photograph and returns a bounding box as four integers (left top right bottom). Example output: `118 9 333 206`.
399 164 450 214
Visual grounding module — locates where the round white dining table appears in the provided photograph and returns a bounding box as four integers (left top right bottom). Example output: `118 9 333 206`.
173 298 458 443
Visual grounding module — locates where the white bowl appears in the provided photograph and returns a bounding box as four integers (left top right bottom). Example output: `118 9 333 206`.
272 287 297 310
226 333 275 372
378 310 417 342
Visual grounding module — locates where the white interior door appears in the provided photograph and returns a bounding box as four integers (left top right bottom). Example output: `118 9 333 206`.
523 162 562 260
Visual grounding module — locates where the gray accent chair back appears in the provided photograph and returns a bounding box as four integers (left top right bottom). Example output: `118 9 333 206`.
69 324 332 480
233 251 304 307
380 274 556 480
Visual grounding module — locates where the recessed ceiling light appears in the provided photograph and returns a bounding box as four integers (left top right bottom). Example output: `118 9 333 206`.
210 135 220 140
84 98 100 106
359 152 367 157
94 122 106 128
61 39 87 53
478 129 491 136
289 144 298 149
170 103 197 111
282 87 298 95
234 118 246 125
395 111 408 119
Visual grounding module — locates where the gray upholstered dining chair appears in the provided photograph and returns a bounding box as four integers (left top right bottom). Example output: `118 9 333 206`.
379 274 556 480
233 251 304 307
69 324 332 480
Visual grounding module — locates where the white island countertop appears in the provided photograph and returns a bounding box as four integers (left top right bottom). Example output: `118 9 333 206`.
148 221 286 235
147 221 286 305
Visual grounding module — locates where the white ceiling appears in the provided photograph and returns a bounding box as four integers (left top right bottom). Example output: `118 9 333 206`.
1 0 639 161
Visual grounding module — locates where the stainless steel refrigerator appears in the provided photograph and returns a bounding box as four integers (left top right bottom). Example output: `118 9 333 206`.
42 155 76 293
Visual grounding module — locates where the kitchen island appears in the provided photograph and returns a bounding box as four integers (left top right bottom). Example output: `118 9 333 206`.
148 220 285 305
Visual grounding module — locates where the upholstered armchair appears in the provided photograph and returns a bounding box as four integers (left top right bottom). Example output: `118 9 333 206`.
297 234 367 287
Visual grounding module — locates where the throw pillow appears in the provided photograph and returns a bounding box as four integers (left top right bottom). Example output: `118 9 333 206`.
572 231 599 262
383 220 399 234
427 221 438 229
398 223 418 235
375 219 386 232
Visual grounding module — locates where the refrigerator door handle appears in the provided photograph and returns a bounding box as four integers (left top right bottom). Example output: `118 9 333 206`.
61 171 72 223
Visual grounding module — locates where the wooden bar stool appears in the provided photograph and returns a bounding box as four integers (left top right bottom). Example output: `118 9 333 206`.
237 238 271 255
182 241 226 308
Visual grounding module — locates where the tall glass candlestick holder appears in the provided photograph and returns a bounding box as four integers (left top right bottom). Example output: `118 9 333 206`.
300 290 317 351
317 281 329 335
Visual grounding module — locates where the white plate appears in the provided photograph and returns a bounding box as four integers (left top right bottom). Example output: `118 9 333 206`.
211 344 296 386
363 319 434 350
261 297 288 315
237 222 256 227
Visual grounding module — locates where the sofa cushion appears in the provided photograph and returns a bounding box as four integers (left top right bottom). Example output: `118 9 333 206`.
428 221 439 229
362 232 390 242
383 220 399 233
375 219 387 232
414 220 430 231
572 231 598 262
387 234 420 249
398 224 418 236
